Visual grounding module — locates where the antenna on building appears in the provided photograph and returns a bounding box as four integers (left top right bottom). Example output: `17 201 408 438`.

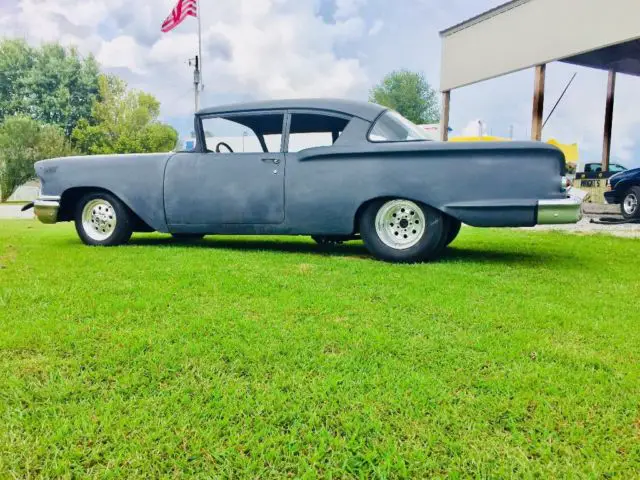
542 72 577 130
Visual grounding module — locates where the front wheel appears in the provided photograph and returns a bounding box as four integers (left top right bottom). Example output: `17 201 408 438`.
359 199 446 263
621 186 640 219
75 192 133 246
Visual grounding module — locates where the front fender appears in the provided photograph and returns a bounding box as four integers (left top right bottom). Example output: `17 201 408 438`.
36 153 173 232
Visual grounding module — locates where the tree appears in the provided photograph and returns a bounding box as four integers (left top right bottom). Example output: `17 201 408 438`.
369 70 440 124
0 39 100 137
0 116 74 202
71 75 178 155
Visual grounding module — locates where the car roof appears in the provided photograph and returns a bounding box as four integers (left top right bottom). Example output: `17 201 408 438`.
197 98 387 122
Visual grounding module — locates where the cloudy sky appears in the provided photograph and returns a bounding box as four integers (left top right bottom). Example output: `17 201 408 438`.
1 0 639 166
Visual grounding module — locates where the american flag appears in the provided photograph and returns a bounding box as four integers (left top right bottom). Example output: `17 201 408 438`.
161 0 197 33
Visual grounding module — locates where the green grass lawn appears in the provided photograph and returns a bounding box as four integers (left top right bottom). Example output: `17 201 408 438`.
1 220 639 478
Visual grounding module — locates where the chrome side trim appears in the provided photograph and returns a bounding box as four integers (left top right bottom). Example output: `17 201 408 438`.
537 197 582 225
34 195 61 224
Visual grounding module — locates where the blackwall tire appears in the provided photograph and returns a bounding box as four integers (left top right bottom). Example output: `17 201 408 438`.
445 218 462 246
621 186 640 220
74 192 133 246
359 199 446 263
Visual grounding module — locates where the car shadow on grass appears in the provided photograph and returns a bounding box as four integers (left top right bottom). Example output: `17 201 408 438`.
129 236 369 258
125 235 553 265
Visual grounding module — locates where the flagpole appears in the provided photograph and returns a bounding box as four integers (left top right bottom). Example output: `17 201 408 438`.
162 0 202 112
194 59 200 113
195 2 203 112
198 1 202 92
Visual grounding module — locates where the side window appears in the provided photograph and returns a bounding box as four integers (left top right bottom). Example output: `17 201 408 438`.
200 113 284 153
287 113 350 153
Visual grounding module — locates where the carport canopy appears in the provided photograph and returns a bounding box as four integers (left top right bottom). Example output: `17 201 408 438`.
438 0 640 169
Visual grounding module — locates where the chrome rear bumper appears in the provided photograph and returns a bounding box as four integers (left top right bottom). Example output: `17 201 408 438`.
536 193 584 225
34 195 61 224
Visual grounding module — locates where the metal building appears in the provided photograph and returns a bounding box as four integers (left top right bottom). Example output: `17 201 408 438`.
438 0 640 170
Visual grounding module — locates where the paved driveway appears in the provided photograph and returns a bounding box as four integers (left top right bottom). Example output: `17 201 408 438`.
0 204 34 219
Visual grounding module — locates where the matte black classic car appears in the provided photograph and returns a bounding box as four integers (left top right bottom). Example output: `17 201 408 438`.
604 167 640 219
31 99 582 263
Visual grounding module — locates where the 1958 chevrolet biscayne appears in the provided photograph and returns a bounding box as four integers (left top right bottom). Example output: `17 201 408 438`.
31 99 582 263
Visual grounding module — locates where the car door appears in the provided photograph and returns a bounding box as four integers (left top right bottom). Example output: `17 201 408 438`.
164 111 286 227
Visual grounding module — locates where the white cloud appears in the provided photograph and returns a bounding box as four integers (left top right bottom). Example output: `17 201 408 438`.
3 0 369 117
97 36 147 74
334 0 367 20
368 20 384 36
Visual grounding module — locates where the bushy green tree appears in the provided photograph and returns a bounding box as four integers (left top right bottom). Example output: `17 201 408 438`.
369 70 440 124
71 75 178 154
0 39 100 136
0 116 74 202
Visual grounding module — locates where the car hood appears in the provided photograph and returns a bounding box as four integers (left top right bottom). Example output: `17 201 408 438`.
36 152 173 168
610 166 640 186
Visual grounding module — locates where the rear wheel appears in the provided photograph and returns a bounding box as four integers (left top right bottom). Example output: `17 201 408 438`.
359 198 446 263
75 192 133 246
621 186 640 219
445 218 462 246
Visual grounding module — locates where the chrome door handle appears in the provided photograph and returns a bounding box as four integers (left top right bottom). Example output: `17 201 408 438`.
262 158 280 164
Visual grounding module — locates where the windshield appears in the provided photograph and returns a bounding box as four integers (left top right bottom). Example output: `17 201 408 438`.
368 111 430 142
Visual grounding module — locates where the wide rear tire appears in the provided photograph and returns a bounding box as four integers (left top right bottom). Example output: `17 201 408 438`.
74 192 133 246
445 218 462 246
359 199 446 263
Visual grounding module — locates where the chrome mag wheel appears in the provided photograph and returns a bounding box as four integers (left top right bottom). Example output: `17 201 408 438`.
623 193 638 215
82 199 117 241
374 199 426 250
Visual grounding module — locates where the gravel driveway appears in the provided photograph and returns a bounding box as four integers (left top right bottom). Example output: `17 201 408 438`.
526 214 640 237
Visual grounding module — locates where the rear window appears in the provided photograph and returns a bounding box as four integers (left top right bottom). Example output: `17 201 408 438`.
287 113 350 153
368 111 430 142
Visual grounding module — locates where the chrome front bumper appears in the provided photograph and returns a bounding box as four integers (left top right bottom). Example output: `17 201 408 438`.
34 195 61 224
536 191 585 225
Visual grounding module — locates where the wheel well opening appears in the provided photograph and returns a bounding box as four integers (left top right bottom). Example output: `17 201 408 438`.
58 187 108 222
353 197 391 234
353 197 453 234
58 187 152 231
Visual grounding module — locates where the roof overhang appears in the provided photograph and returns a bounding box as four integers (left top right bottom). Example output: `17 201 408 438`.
439 0 640 91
